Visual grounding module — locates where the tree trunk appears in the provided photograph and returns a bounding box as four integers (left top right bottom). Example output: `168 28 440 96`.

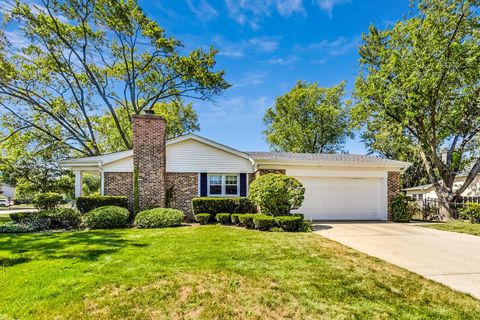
433 186 457 221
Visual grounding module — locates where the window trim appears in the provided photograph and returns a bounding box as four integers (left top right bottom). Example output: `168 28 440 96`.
207 173 240 197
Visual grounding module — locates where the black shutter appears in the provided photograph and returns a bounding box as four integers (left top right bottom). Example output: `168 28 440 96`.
200 173 208 197
240 173 247 197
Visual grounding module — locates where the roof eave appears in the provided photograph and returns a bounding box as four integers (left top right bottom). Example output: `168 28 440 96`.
254 159 411 170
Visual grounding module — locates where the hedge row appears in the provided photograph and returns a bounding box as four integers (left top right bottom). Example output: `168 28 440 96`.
76 196 128 214
194 212 311 232
191 197 256 215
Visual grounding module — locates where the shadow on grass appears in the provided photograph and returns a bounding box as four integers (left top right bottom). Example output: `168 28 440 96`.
0 229 148 267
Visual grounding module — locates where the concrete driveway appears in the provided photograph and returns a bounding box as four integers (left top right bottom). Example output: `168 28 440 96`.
314 222 480 299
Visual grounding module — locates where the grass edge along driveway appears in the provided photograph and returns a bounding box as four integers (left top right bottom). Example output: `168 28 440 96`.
1 225 479 319
421 221 480 236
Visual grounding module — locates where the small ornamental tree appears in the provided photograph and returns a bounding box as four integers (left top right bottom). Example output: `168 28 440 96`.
249 174 305 216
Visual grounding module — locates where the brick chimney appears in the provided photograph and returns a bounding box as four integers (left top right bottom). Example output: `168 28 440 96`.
132 111 167 211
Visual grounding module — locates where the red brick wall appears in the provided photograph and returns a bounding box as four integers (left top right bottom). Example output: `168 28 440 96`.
104 172 133 211
387 171 401 220
166 172 198 220
132 114 167 211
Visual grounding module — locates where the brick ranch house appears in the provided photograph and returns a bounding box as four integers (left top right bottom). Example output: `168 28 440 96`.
60 112 411 220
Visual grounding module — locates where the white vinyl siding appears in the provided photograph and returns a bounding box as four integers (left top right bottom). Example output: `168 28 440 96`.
166 139 254 173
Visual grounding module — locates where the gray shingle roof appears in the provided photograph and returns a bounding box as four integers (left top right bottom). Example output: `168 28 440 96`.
246 151 410 167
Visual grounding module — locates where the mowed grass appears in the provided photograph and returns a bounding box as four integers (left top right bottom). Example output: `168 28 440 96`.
422 221 480 236
1 226 479 319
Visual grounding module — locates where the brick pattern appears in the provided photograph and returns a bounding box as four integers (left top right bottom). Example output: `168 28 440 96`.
132 114 167 211
387 171 401 220
104 172 134 211
166 172 198 220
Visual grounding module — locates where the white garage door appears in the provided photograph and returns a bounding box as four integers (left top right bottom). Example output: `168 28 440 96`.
293 176 386 220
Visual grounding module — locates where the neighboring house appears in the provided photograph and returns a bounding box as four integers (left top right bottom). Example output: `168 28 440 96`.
404 174 480 200
0 183 16 203
60 113 410 221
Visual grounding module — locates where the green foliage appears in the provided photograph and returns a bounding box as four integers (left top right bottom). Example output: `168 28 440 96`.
459 203 480 223
215 213 231 225
0 222 35 234
76 196 128 214
9 211 37 224
194 213 211 225
296 220 314 233
231 213 242 225
263 81 351 153
253 214 276 231
32 192 63 210
134 208 184 228
0 0 230 157
353 0 480 216
238 214 256 229
84 206 129 229
191 197 257 215
390 194 414 223
275 216 304 232
249 174 305 216
42 208 82 230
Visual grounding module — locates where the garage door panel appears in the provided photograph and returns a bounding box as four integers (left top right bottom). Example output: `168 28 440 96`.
292 176 385 220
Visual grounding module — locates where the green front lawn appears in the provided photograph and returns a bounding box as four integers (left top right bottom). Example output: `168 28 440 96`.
422 221 480 236
1 226 479 319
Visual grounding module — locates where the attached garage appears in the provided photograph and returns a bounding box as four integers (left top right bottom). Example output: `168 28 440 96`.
292 176 386 220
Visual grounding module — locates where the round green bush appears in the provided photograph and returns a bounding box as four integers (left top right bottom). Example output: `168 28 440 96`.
275 216 304 232
249 174 305 216
253 214 276 231
195 213 211 225
84 206 129 229
390 194 414 223
9 211 38 223
238 214 256 229
135 208 184 228
0 222 35 234
32 192 63 210
231 213 242 225
459 202 480 223
43 208 82 229
216 213 231 225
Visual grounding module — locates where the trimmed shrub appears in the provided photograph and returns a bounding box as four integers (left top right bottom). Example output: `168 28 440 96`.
10 211 37 223
191 197 256 215
135 208 184 228
32 192 63 210
249 174 305 216
231 213 242 225
84 206 129 229
216 213 231 225
253 214 276 231
275 216 303 232
459 202 480 223
297 220 313 233
238 214 256 229
195 213 211 225
76 196 128 214
0 222 35 234
390 194 414 223
43 208 82 229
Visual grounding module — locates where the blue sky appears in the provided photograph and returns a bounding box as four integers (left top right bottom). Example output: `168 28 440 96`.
145 1 408 153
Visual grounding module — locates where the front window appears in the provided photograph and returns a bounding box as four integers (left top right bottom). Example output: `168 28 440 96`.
208 174 239 196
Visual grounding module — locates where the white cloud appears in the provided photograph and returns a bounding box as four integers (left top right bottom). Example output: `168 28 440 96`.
224 0 346 28
235 72 267 87
4 30 29 50
266 56 298 65
298 36 358 56
186 0 219 22
214 35 280 58
202 95 271 124
316 0 349 17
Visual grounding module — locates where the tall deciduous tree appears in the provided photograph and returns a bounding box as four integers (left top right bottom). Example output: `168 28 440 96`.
353 0 480 218
0 0 229 156
263 81 351 153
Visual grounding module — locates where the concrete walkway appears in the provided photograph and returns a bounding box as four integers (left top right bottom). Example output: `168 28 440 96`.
314 222 480 299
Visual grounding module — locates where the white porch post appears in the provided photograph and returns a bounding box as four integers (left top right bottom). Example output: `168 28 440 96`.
74 170 83 198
